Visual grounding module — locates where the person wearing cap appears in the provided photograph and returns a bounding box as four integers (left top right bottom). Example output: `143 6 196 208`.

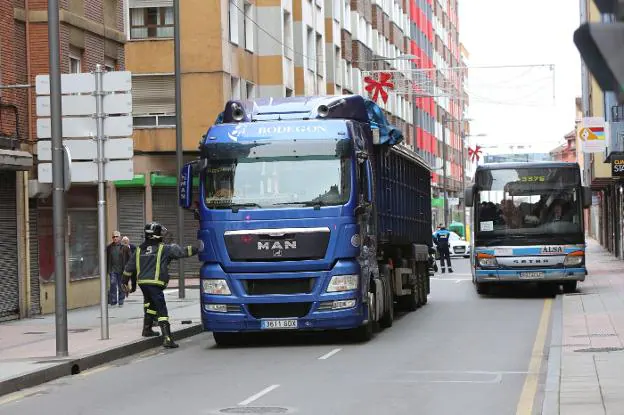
106 230 131 306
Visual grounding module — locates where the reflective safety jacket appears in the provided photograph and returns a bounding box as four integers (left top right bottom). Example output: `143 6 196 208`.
123 241 199 288
433 229 451 249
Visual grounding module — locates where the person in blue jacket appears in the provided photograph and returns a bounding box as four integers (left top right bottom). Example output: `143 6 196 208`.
433 225 453 273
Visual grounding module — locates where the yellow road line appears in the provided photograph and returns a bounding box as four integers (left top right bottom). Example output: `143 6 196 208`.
78 365 112 377
0 388 44 406
516 298 553 415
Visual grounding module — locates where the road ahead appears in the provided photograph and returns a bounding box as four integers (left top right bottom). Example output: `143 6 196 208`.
0 259 555 415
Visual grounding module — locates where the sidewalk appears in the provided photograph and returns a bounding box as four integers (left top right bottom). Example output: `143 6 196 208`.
545 239 624 415
0 285 202 397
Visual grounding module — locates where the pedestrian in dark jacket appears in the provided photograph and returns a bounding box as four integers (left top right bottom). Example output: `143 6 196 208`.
106 230 131 306
122 222 200 348
433 225 453 273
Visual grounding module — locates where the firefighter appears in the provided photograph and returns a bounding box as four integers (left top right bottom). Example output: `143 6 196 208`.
122 222 200 348
433 225 453 273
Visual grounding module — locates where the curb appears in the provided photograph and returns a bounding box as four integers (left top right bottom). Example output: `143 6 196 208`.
0 323 203 398
542 294 563 415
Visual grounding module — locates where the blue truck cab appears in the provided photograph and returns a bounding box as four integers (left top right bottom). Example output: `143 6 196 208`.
179 95 433 345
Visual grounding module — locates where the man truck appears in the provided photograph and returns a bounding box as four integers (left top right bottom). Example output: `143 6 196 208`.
464 161 592 295
179 95 433 345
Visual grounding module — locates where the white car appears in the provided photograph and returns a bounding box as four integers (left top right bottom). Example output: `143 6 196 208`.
433 231 471 259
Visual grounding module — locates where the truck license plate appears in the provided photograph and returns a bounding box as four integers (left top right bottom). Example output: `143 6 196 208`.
520 272 544 279
261 319 298 330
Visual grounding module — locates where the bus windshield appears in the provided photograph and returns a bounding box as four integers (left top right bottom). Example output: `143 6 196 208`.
474 167 582 242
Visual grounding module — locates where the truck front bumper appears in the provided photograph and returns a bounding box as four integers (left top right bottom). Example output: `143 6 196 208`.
474 267 586 283
200 300 367 332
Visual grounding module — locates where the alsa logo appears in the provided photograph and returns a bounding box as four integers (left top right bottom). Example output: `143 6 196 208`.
258 240 297 257
541 246 564 254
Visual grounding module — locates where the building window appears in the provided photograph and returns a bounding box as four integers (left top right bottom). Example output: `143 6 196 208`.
283 11 293 59
245 81 256 99
231 76 241 99
68 210 99 281
285 87 293 97
243 2 254 52
229 1 239 45
132 75 176 128
306 26 314 71
104 57 116 72
130 7 174 39
69 51 81 74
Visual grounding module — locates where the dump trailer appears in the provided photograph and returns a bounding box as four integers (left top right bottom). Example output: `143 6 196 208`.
179 94 433 345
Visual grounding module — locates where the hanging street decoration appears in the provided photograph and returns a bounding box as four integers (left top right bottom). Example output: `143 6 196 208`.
364 72 394 104
468 145 482 163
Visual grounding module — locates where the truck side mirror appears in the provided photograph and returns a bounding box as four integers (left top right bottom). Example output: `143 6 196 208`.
179 162 194 209
464 185 474 208
582 186 592 209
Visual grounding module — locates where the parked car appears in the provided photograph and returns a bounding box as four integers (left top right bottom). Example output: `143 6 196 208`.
432 231 471 259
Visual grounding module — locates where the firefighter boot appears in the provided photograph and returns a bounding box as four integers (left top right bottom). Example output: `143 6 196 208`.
441 267 446 274
159 321 179 348
449 268 454 273
142 315 158 337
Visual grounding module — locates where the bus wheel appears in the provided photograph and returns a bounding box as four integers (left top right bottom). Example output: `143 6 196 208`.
475 282 490 295
562 281 577 293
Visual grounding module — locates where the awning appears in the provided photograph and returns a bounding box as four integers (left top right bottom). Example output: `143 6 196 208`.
0 149 33 171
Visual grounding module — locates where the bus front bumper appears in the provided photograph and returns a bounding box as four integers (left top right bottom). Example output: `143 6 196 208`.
475 267 586 283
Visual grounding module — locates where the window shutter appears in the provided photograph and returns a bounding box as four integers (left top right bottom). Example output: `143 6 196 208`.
128 0 173 8
132 75 175 115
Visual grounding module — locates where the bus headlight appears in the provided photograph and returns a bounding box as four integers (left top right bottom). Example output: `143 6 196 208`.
327 275 359 292
564 251 584 267
477 253 498 267
202 279 231 295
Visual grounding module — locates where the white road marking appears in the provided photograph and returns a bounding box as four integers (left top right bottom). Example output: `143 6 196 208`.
238 384 280 406
318 348 342 360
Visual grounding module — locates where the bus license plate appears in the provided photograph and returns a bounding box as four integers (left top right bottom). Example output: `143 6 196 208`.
520 272 544 279
261 319 298 330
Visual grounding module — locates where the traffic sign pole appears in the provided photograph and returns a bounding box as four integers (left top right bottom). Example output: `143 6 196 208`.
95 64 110 340
48 0 69 358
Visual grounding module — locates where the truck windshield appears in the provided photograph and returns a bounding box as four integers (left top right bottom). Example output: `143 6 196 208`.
203 139 352 209
475 167 582 242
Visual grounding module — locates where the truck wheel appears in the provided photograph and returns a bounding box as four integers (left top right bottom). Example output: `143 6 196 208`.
562 281 577 293
351 292 375 342
418 264 428 305
213 332 243 347
379 273 394 328
475 282 489 295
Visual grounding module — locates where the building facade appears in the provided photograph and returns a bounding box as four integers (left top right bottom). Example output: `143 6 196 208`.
0 0 125 320
120 0 466 256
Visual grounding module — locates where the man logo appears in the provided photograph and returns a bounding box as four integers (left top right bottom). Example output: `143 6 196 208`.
257 240 297 251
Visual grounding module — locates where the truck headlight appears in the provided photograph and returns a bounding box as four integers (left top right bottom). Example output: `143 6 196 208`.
202 279 231 295
477 253 497 267
564 251 584 266
326 275 359 292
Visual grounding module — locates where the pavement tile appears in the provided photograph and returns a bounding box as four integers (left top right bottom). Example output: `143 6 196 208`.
559 403 606 415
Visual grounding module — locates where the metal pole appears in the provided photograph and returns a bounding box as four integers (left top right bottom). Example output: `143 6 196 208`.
174 0 185 299
442 114 448 227
48 0 68 358
95 64 109 340
461 131 466 233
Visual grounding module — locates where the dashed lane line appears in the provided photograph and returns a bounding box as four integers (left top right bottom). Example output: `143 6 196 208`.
238 384 280 406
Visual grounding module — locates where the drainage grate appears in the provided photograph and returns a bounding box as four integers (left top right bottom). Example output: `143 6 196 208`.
68 328 90 333
575 347 624 353
219 407 290 414
23 331 46 335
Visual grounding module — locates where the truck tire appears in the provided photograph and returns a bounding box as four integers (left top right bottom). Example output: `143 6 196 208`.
351 291 375 342
418 263 428 305
379 268 394 329
213 332 243 347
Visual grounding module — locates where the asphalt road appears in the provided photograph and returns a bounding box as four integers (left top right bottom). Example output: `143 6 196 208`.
0 258 555 415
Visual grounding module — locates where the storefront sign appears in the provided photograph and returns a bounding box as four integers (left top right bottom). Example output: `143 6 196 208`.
612 156 624 177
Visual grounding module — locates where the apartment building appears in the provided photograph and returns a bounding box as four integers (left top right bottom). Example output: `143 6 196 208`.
0 0 125 320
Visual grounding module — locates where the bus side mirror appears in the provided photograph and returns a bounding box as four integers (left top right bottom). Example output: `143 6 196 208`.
464 186 474 207
179 162 194 209
582 186 592 209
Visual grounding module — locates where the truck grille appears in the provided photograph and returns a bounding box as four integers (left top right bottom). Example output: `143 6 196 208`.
242 278 316 295
247 302 312 319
